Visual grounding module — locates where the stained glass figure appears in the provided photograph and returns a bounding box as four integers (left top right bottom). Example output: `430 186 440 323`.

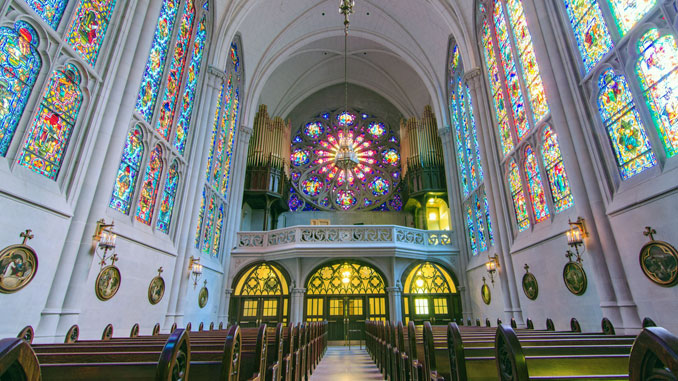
597 69 656 178
483 193 494 245
609 0 656 36
22 0 68 29
135 0 181 122
466 204 477 254
135 145 163 225
508 159 529 231
18 64 82 179
562 0 613 73
65 0 117 65
636 29 678 158
156 159 179 233
109 125 144 214
174 14 207 154
0 21 41 156
211 203 223 256
541 126 574 212
289 110 401 211
524 145 549 222
155 0 195 140
200 192 215 253
481 12 514 155
474 195 488 251
230 42 239 72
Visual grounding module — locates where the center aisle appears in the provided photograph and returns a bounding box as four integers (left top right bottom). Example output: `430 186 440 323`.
309 346 385 381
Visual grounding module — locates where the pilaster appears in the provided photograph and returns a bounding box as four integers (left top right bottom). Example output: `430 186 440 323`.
386 285 402 322
290 288 306 323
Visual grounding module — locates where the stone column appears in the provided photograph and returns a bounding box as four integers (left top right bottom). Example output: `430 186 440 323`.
169 68 228 328
386 285 402 322
219 289 233 325
527 0 639 329
465 67 524 325
290 288 306 323
36 0 155 342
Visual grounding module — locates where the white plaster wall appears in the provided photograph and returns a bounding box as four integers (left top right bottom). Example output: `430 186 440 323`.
0 196 70 338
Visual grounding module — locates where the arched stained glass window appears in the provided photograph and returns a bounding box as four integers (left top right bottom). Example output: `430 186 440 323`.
195 35 240 257
155 0 195 140
306 262 386 295
156 159 179 233
609 0 656 36
483 194 494 244
474 194 488 251
507 159 529 231
542 126 574 212
234 262 289 296
135 144 163 225
466 204 477 254
65 0 117 65
636 29 678 158
18 63 82 180
524 145 549 222
135 0 181 122
597 69 656 178
109 125 144 213
0 21 41 156
562 0 613 73
173 13 207 154
403 262 456 294
22 0 68 29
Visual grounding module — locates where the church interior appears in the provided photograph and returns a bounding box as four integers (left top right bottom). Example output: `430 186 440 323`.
0 0 677 379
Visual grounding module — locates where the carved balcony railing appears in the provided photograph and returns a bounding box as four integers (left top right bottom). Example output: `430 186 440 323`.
233 225 457 257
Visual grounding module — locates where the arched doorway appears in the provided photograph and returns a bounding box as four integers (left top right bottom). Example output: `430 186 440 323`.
305 260 388 341
231 262 290 327
402 261 461 324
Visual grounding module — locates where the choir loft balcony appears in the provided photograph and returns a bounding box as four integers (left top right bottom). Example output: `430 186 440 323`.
233 225 458 259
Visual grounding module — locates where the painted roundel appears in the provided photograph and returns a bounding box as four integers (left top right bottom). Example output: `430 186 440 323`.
289 109 402 212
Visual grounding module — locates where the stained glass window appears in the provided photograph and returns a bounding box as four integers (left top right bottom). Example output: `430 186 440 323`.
306 261 386 295
542 126 574 212
597 69 656 178
135 0 181 122
483 194 495 245
18 64 82 179
22 0 68 29
156 159 179 233
135 145 163 225
173 13 207 154
155 0 195 140
109 125 144 214
288 109 401 212
195 35 241 257
562 0 613 73
474 194 488 251
403 262 457 294
508 159 529 231
65 0 117 65
524 145 549 222
466 204 477 254
234 262 289 296
0 21 41 156
636 29 678 158
609 0 656 36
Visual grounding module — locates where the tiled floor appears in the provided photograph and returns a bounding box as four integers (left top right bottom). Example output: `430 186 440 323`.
309 346 385 381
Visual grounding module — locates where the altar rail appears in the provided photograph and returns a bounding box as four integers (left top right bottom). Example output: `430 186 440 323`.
234 225 456 255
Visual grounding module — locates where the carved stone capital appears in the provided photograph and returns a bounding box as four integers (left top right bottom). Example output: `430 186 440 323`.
238 126 253 143
463 68 484 90
291 288 306 295
438 126 453 142
224 288 233 295
386 286 402 294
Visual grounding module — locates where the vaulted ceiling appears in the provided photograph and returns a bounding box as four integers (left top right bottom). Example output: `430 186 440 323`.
212 0 479 128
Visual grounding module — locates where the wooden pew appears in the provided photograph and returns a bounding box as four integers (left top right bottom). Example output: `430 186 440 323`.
0 338 41 381
629 327 678 380
494 324 635 380
239 324 268 381
422 321 450 381
265 323 283 381
35 328 190 380
281 324 296 381
396 321 410 381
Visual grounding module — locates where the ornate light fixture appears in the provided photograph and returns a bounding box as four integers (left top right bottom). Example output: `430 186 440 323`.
566 217 587 261
485 253 500 285
188 256 203 289
93 219 117 269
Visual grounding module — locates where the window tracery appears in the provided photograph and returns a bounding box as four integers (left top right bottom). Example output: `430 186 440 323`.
22 0 69 29
234 262 289 296
306 261 386 295
65 0 117 65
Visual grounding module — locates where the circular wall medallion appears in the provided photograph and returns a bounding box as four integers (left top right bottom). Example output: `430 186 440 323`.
481 283 491 305
522 272 539 300
95 265 121 301
0 244 38 293
563 261 587 296
639 240 678 287
148 276 165 305
198 286 209 308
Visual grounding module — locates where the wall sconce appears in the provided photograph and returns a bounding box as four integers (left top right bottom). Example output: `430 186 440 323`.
566 217 587 260
93 219 117 269
189 256 203 289
485 254 500 285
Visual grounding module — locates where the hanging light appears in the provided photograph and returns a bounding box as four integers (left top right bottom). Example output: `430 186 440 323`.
335 0 357 183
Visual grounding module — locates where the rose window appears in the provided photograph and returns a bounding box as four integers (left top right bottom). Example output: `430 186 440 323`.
289 110 402 212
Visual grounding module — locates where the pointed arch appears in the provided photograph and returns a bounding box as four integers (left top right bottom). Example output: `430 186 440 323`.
109 125 145 214
135 144 164 225
156 159 180 233
65 0 118 65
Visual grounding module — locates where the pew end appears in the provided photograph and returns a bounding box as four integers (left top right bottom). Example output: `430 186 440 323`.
0 338 41 381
